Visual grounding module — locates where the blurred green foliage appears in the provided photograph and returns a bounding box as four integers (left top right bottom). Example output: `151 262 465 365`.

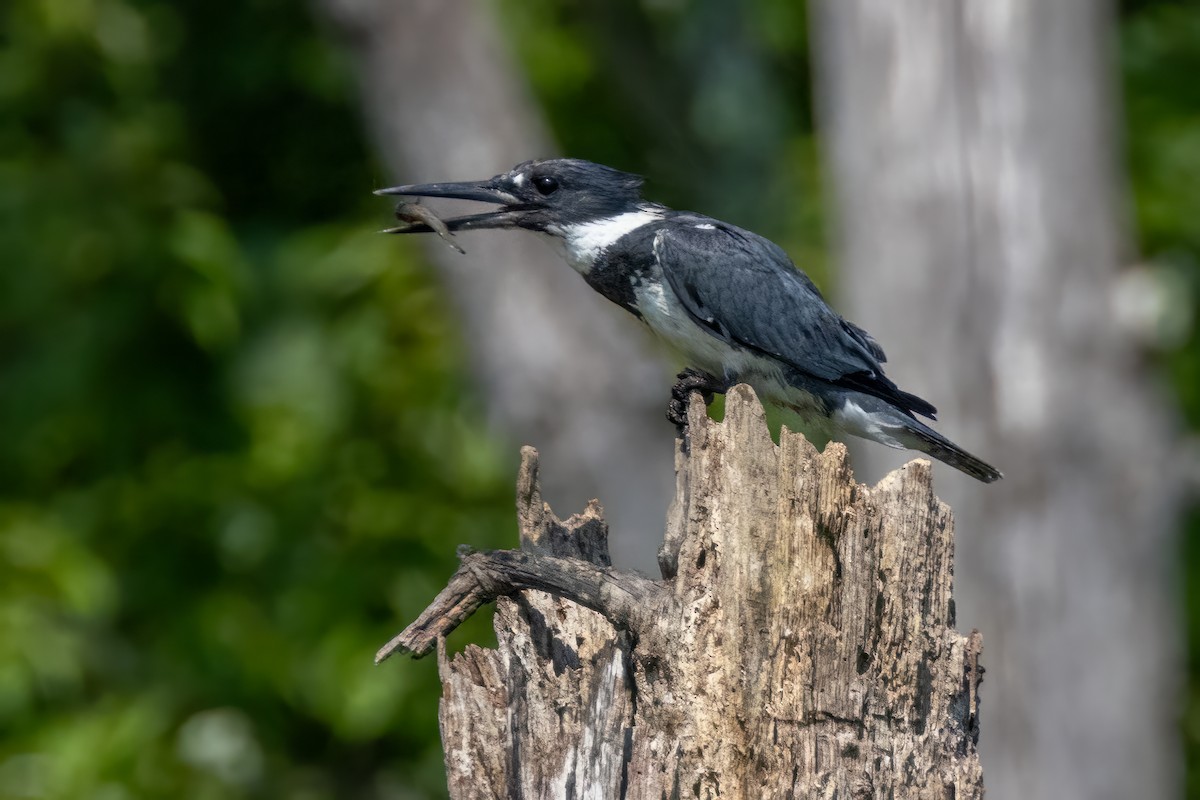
0 0 516 797
1 0 1198 797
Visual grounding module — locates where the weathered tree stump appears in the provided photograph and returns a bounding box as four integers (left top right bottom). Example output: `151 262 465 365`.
379 386 984 798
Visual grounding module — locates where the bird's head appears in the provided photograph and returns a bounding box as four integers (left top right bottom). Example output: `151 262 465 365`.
375 158 646 235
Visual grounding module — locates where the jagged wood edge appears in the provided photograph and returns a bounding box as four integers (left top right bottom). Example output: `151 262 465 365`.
377 388 966 663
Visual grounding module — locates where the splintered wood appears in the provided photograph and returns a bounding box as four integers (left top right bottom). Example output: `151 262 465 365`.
388 385 984 798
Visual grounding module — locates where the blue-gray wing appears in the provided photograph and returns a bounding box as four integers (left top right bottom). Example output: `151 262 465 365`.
655 222 936 419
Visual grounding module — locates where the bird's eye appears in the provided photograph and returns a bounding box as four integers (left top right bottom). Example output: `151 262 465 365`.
533 176 559 196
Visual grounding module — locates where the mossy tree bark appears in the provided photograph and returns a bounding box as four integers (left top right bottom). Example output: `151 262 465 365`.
381 387 984 798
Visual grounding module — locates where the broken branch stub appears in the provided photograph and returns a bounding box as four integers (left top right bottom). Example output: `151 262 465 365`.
382 385 984 798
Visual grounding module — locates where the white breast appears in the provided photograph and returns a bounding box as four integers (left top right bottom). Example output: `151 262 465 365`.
632 280 778 382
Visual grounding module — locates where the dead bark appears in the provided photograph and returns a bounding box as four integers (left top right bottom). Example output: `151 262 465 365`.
809 3 1182 798
383 386 984 798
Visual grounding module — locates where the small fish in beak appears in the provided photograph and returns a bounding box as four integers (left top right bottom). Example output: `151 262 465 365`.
383 202 466 255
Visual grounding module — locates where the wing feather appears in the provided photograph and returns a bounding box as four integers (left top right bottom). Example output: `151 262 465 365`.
655 222 936 419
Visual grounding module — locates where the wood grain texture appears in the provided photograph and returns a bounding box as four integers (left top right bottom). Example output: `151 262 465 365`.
388 387 983 798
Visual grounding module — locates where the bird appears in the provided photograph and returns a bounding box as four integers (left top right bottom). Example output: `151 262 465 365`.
376 158 1001 483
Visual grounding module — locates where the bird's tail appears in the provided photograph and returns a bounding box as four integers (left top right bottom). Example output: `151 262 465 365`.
832 395 1002 483
895 419 1003 484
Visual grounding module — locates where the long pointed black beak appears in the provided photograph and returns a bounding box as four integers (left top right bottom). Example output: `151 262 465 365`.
375 179 530 235
374 180 517 205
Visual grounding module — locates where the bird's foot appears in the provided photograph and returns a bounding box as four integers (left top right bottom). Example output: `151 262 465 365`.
668 369 727 440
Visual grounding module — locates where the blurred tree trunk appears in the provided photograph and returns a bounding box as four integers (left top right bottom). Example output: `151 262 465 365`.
810 2 1182 798
316 0 672 566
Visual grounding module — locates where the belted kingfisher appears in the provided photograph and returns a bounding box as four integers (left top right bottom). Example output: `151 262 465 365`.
377 159 1001 483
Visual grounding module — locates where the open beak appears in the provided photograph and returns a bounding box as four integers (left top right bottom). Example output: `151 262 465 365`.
374 180 530 233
